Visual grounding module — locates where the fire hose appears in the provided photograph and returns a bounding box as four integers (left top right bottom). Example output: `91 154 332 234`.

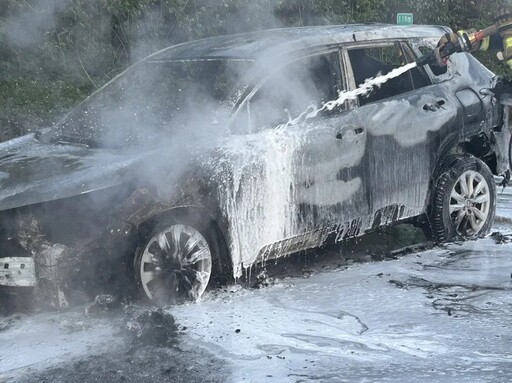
416 24 499 67
416 23 512 183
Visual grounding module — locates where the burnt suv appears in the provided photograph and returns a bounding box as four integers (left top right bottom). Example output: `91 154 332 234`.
0 24 508 306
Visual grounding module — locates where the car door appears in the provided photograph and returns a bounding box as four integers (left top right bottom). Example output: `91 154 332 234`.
343 42 460 225
226 49 370 267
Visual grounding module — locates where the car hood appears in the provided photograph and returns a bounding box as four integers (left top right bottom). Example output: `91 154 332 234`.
0 134 153 211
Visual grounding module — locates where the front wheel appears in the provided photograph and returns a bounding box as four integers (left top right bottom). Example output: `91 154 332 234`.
428 155 496 242
134 220 214 305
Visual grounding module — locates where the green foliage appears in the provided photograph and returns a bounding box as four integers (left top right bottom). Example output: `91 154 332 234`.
0 0 509 140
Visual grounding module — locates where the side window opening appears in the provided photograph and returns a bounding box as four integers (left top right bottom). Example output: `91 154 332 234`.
402 44 432 89
419 45 449 77
243 52 343 132
348 43 432 106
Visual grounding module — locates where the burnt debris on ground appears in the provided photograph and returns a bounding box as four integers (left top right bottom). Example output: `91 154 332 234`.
123 307 180 348
86 294 121 315
17 336 228 383
83 296 181 348
490 231 512 244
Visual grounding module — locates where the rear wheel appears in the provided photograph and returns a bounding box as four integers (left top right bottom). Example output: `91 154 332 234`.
428 155 496 242
134 218 215 305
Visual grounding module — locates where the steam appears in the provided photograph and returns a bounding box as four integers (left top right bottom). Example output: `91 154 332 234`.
2 0 427 297
51 34 421 278
4 0 71 48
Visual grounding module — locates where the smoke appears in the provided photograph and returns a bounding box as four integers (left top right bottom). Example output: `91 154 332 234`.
0 0 427 301
115 0 291 63
35 13 421 280
3 0 71 48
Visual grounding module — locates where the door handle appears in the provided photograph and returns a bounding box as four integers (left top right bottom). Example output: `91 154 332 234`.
336 126 365 140
423 99 446 112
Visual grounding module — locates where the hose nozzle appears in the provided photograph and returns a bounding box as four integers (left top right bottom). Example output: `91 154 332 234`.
416 24 499 67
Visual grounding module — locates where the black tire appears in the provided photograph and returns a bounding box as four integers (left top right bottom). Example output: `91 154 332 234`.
133 212 223 306
428 155 496 243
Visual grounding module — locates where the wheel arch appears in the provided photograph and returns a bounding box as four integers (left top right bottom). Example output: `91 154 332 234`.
431 132 496 182
425 131 495 222
458 133 498 175
426 133 461 214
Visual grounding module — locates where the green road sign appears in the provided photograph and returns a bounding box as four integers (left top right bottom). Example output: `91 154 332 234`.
397 13 414 25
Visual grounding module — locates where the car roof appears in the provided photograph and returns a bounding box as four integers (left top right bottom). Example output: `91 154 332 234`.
149 24 450 62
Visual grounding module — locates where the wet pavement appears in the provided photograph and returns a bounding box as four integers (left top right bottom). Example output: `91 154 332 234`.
172 242 512 383
2 188 512 382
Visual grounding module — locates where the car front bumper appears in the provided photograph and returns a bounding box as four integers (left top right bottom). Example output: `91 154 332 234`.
0 257 36 287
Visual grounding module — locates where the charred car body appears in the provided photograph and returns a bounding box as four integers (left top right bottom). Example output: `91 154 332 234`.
0 25 508 306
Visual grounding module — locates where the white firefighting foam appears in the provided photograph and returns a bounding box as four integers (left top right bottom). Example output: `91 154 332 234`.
216 63 419 277
214 128 300 276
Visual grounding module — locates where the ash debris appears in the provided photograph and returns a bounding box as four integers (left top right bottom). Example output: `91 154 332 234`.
20 345 228 383
490 231 512 244
16 304 227 383
388 276 512 318
252 268 276 289
498 169 510 192
86 294 121 315
0 313 23 332
83 294 180 348
123 307 179 348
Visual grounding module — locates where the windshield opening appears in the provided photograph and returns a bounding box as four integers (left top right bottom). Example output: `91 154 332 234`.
54 59 253 148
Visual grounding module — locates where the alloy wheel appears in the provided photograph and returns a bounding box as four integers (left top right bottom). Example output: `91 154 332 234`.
138 224 212 304
449 170 491 237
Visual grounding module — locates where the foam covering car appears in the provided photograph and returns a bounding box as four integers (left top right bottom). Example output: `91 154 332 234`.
0 24 509 306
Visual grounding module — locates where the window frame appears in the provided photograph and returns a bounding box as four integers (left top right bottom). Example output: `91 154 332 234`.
409 37 456 84
230 46 347 133
342 40 433 107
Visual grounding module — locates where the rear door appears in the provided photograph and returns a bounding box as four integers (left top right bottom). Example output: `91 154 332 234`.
343 42 459 225
228 49 370 265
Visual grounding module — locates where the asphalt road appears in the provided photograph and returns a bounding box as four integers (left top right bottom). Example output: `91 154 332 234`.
2 188 512 383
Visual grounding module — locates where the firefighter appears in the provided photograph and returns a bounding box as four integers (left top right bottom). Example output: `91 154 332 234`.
437 7 512 68
436 7 512 190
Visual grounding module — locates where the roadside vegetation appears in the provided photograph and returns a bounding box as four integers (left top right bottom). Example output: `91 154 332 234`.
0 0 508 141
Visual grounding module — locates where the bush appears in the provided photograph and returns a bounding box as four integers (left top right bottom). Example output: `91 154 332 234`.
0 0 508 141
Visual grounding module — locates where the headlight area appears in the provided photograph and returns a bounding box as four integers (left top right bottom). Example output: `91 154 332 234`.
0 187 137 311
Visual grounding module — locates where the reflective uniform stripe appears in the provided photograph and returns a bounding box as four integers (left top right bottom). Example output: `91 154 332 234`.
504 36 512 51
479 36 491 51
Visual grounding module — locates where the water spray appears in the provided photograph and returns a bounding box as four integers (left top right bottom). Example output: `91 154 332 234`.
320 63 418 112
317 23 500 120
